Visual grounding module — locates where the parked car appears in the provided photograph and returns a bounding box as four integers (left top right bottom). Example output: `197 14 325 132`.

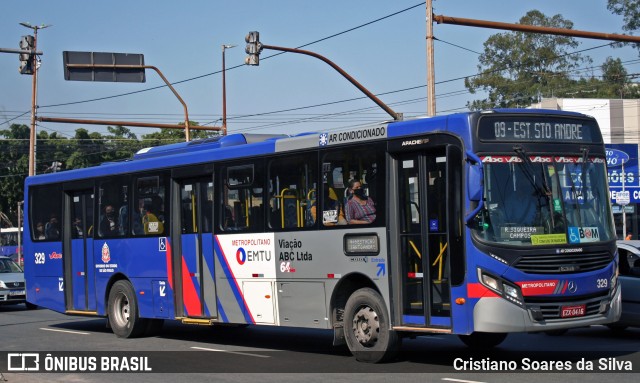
0 256 36 309
612 240 640 329
5 252 23 267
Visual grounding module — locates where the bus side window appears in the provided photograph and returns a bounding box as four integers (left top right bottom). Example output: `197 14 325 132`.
221 163 264 232
133 174 167 236
267 153 317 231
321 143 385 227
29 184 62 242
97 176 128 238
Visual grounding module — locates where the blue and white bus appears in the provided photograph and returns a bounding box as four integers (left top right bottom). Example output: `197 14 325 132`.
24 109 620 362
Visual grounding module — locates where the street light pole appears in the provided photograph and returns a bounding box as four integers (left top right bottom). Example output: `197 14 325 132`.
222 44 236 136
20 22 51 177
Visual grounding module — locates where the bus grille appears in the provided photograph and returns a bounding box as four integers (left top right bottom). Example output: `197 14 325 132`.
514 252 611 274
524 291 608 320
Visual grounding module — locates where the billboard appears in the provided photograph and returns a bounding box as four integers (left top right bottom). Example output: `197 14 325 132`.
606 143 639 204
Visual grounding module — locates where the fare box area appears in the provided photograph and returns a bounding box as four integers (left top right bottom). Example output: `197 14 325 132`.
607 144 640 239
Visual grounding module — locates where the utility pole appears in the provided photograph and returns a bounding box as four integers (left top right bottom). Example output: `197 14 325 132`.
426 0 436 116
222 44 236 136
20 22 51 177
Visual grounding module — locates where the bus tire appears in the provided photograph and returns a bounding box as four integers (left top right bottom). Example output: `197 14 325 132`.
25 302 38 310
458 332 507 348
344 287 400 363
108 280 148 338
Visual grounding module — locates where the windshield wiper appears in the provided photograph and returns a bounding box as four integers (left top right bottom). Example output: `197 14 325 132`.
514 145 555 228
513 146 552 197
566 158 584 228
579 147 589 199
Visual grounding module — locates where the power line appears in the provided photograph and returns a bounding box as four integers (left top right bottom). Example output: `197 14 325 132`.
38 2 424 110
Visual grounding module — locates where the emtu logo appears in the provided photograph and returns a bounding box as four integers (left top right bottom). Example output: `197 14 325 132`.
236 247 247 265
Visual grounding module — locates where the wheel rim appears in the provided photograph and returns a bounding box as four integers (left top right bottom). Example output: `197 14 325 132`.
112 291 130 328
351 305 380 347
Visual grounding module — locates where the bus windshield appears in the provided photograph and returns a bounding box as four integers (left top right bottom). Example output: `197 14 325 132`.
473 155 614 246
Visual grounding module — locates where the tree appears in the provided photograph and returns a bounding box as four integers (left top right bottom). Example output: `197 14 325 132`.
141 121 217 146
464 10 592 110
0 121 208 225
608 0 640 33
0 124 29 225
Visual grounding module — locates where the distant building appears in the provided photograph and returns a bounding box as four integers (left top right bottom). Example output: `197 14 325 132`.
531 98 640 239
532 97 640 144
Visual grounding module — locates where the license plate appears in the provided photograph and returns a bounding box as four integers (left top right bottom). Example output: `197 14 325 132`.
561 304 586 318
9 290 25 296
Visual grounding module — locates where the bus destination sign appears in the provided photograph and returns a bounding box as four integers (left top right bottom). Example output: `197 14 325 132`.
478 116 599 143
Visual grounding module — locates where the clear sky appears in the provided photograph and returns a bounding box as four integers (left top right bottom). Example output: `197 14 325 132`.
0 0 638 139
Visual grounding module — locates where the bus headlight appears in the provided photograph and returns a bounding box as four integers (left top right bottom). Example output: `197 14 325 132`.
503 283 518 299
481 273 500 291
478 269 524 307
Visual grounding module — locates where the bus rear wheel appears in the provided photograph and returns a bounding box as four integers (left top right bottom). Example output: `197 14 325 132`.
458 332 507 348
344 288 400 363
108 280 148 338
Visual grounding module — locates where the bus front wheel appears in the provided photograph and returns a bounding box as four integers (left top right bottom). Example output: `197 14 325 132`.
458 332 507 348
108 280 148 338
344 288 400 363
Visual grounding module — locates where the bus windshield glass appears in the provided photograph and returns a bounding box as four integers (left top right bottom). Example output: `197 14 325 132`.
473 155 614 246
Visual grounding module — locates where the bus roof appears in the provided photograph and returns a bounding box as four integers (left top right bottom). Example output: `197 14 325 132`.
25 109 596 187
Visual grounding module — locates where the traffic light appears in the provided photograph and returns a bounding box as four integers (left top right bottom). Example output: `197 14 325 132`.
19 35 35 75
245 31 262 66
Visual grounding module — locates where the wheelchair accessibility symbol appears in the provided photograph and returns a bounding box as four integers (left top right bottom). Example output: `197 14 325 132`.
159 237 167 252
568 227 580 244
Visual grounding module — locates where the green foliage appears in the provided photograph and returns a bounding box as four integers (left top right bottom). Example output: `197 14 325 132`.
465 10 593 110
0 122 215 226
608 0 640 32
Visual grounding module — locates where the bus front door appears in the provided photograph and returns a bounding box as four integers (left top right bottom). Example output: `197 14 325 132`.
63 189 96 312
175 178 217 319
396 149 455 328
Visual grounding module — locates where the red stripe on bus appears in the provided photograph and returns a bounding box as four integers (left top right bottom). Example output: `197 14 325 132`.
467 283 500 298
166 240 173 290
181 257 201 316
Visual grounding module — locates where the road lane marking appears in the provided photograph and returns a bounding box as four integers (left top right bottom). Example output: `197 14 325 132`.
442 379 487 383
190 346 270 358
40 328 90 335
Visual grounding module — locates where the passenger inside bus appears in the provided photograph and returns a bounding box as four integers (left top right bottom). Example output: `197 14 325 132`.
345 180 376 224
35 222 45 240
142 197 165 235
45 214 60 239
310 187 346 226
100 205 119 237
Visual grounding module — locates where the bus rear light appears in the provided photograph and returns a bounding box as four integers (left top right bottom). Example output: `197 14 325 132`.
455 298 466 305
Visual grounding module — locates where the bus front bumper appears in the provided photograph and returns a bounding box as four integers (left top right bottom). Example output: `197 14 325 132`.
472 283 621 333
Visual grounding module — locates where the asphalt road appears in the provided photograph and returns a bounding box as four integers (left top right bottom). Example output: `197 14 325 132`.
0 304 638 382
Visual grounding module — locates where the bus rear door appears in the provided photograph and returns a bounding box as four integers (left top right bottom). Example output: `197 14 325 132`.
63 187 96 313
